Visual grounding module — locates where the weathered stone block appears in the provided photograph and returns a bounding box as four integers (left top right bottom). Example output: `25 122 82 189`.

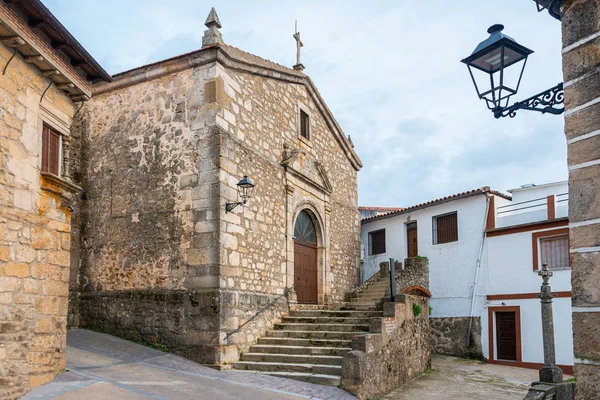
573 311 600 360
570 224 600 249
31 264 61 280
565 102 600 140
31 226 58 250
568 131 600 166
574 363 600 400
562 0 600 48
562 36 600 82
568 165 600 222
571 252 600 307
4 262 30 278
46 251 70 267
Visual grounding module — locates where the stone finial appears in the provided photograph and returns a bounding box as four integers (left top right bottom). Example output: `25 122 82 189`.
202 7 223 47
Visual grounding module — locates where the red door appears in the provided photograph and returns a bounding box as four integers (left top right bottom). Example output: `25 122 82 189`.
496 312 517 361
294 241 317 304
407 222 418 257
293 210 318 304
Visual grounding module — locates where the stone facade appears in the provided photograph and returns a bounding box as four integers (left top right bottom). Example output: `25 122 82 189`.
561 1 600 398
0 2 106 397
341 295 431 399
71 22 361 366
430 316 483 359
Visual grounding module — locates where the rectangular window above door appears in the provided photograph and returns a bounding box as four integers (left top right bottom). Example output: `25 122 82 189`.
300 110 310 140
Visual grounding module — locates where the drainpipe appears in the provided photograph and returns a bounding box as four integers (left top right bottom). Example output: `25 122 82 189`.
466 193 491 347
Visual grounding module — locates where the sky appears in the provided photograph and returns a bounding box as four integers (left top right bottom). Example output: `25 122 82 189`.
45 0 567 207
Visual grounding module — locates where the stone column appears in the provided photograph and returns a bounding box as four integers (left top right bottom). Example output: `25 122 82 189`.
538 264 563 383
561 1 600 398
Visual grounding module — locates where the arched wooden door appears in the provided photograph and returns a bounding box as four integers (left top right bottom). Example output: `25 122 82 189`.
293 210 318 304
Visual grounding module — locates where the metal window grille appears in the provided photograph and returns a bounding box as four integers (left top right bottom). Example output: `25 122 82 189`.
369 229 386 255
433 212 458 244
41 125 60 175
540 235 569 269
300 110 309 140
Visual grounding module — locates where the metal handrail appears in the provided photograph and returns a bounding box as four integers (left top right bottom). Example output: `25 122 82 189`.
223 284 296 342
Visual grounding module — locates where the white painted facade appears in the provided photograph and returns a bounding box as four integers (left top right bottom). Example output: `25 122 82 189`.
360 192 490 320
485 181 573 368
360 182 573 370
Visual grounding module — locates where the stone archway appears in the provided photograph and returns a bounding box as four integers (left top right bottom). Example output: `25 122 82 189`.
289 204 328 304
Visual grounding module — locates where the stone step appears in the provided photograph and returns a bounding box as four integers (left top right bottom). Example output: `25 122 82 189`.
234 361 342 376
266 329 362 340
352 296 387 302
258 372 341 386
257 337 352 348
282 316 372 325
290 310 382 318
340 302 378 311
273 323 369 332
242 353 343 365
249 344 351 356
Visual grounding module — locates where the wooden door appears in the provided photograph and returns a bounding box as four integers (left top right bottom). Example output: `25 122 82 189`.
294 242 317 304
293 210 318 304
496 312 517 361
407 222 418 258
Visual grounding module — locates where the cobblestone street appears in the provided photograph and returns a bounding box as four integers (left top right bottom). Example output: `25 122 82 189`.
385 355 557 400
23 329 355 400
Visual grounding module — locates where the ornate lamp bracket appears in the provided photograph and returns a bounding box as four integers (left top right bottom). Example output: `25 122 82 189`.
225 200 246 214
493 82 564 119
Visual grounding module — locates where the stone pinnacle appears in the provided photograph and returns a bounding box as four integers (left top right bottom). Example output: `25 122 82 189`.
205 7 222 29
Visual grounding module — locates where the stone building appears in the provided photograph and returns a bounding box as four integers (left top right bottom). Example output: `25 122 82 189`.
1 3 362 397
73 9 362 365
0 1 111 398
561 1 600 398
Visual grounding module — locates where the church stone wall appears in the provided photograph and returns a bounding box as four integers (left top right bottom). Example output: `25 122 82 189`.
72 62 229 364
213 63 360 358
0 39 79 398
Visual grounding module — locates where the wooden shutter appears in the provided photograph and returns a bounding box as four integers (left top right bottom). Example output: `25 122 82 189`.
300 110 309 140
434 212 458 244
540 235 569 269
369 229 386 255
41 125 60 175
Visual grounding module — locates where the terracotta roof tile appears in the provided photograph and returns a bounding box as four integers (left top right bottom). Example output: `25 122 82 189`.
361 187 511 222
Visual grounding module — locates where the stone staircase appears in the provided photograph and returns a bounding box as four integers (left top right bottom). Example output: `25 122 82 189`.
233 276 391 386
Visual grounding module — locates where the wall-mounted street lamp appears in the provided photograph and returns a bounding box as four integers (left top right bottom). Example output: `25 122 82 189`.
533 0 561 20
225 175 255 213
461 24 564 119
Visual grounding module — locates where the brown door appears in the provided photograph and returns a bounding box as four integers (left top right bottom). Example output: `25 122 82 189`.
407 222 418 257
294 241 317 304
496 312 517 361
293 210 318 304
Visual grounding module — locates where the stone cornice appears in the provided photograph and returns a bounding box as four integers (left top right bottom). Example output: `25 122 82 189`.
92 45 362 171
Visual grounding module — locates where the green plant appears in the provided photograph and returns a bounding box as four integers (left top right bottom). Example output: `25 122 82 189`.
567 377 576 382
413 303 422 317
428 306 433 315
412 255 427 259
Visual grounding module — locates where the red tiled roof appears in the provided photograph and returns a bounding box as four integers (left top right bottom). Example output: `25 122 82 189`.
361 187 511 222
359 206 405 212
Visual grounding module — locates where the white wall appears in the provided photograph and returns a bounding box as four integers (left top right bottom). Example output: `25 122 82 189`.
482 298 573 365
361 194 489 318
485 181 573 366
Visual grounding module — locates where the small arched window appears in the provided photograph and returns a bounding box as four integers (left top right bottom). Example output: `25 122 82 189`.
294 210 316 244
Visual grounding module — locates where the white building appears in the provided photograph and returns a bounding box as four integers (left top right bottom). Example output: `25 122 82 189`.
485 181 572 373
360 182 573 373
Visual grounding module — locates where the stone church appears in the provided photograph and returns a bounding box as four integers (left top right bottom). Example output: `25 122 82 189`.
0 3 362 397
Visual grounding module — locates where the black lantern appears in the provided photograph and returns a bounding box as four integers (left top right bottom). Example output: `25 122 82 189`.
462 24 533 113
533 0 561 20
462 24 564 118
226 175 255 213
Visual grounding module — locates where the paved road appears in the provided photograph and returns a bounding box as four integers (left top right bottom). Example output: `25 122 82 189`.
23 329 355 400
384 355 552 400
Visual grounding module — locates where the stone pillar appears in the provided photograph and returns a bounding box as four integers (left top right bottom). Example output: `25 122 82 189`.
561 1 600 398
538 264 563 383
